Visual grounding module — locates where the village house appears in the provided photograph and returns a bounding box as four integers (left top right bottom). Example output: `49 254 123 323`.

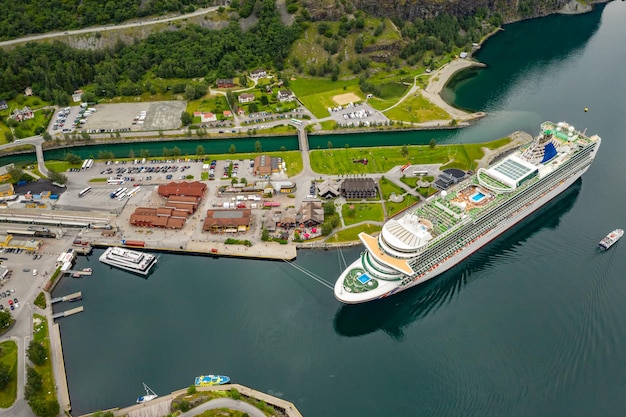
0 183 14 198
277 89 295 102
238 93 255 104
11 106 34 122
72 89 83 102
253 155 282 176
299 199 324 227
223 110 233 118
216 79 235 88
250 68 267 79
201 112 217 123
317 179 341 199
203 209 251 233
341 178 378 199
0 100 7 111
24 87 33 96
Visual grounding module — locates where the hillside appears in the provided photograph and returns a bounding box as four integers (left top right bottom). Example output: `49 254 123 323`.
299 0 608 22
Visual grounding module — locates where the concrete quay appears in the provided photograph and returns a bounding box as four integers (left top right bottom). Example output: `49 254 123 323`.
80 383 304 417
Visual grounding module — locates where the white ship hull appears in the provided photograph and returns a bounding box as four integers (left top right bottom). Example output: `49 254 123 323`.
335 121 601 305
335 169 587 304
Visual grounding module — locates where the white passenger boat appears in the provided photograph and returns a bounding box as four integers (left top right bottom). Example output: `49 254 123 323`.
99 247 157 275
599 229 623 251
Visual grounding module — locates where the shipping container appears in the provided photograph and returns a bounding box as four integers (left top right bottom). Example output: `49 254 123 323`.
123 240 145 247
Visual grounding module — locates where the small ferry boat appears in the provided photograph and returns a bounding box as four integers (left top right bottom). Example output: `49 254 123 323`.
136 383 158 404
194 374 231 387
99 247 157 275
71 272 81 278
599 229 624 251
82 268 92 273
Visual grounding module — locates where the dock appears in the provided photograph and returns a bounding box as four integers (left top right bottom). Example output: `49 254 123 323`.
50 291 82 304
63 269 92 277
52 306 84 319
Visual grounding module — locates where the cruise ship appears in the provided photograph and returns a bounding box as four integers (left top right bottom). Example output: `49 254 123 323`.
99 247 157 275
335 122 601 304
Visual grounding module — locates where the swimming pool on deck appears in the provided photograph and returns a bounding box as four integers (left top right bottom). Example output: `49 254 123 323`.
471 192 486 203
357 274 372 284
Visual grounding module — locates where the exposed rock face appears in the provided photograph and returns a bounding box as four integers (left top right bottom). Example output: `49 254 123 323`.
301 0 610 23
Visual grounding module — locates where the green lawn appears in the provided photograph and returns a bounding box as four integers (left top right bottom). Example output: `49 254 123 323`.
32 314 57 406
327 223 382 243
0 340 18 408
186 95 230 122
319 120 337 131
289 77 362 118
253 124 298 135
341 203 384 226
379 177 405 200
309 139 511 175
386 194 421 217
384 93 450 123
45 161 83 173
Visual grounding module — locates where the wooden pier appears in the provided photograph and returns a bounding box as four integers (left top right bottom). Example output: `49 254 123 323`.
51 291 82 304
52 306 84 319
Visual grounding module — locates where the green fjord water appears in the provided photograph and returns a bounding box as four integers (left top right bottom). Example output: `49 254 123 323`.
52 3 626 416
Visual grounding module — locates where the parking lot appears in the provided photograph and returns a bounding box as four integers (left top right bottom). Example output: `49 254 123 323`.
55 158 207 212
54 101 187 135
327 102 388 127
0 232 71 313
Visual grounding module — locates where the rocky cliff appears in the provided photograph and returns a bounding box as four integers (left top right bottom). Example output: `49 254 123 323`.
300 0 611 23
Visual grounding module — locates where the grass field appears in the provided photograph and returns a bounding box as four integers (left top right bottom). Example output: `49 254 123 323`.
309 138 511 175
32 314 57 406
341 203 384 226
254 124 298 135
379 177 406 200
386 195 420 217
186 95 230 122
45 161 83 173
0 340 18 407
290 77 361 118
327 223 382 243
384 93 450 123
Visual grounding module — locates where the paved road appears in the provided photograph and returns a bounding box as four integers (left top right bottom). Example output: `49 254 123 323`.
0 7 220 47
0 135 48 177
177 398 266 417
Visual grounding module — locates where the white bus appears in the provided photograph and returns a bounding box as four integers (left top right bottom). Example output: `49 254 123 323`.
85 159 94 170
78 187 92 197
290 118 302 126
412 170 428 176
81 159 88 170
107 178 125 185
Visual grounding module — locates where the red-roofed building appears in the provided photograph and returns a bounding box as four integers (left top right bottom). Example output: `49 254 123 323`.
223 110 233 118
158 181 206 198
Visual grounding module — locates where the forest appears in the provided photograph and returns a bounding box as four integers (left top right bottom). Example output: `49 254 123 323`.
0 0 501 105
0 0 212 40
0 0 301 104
